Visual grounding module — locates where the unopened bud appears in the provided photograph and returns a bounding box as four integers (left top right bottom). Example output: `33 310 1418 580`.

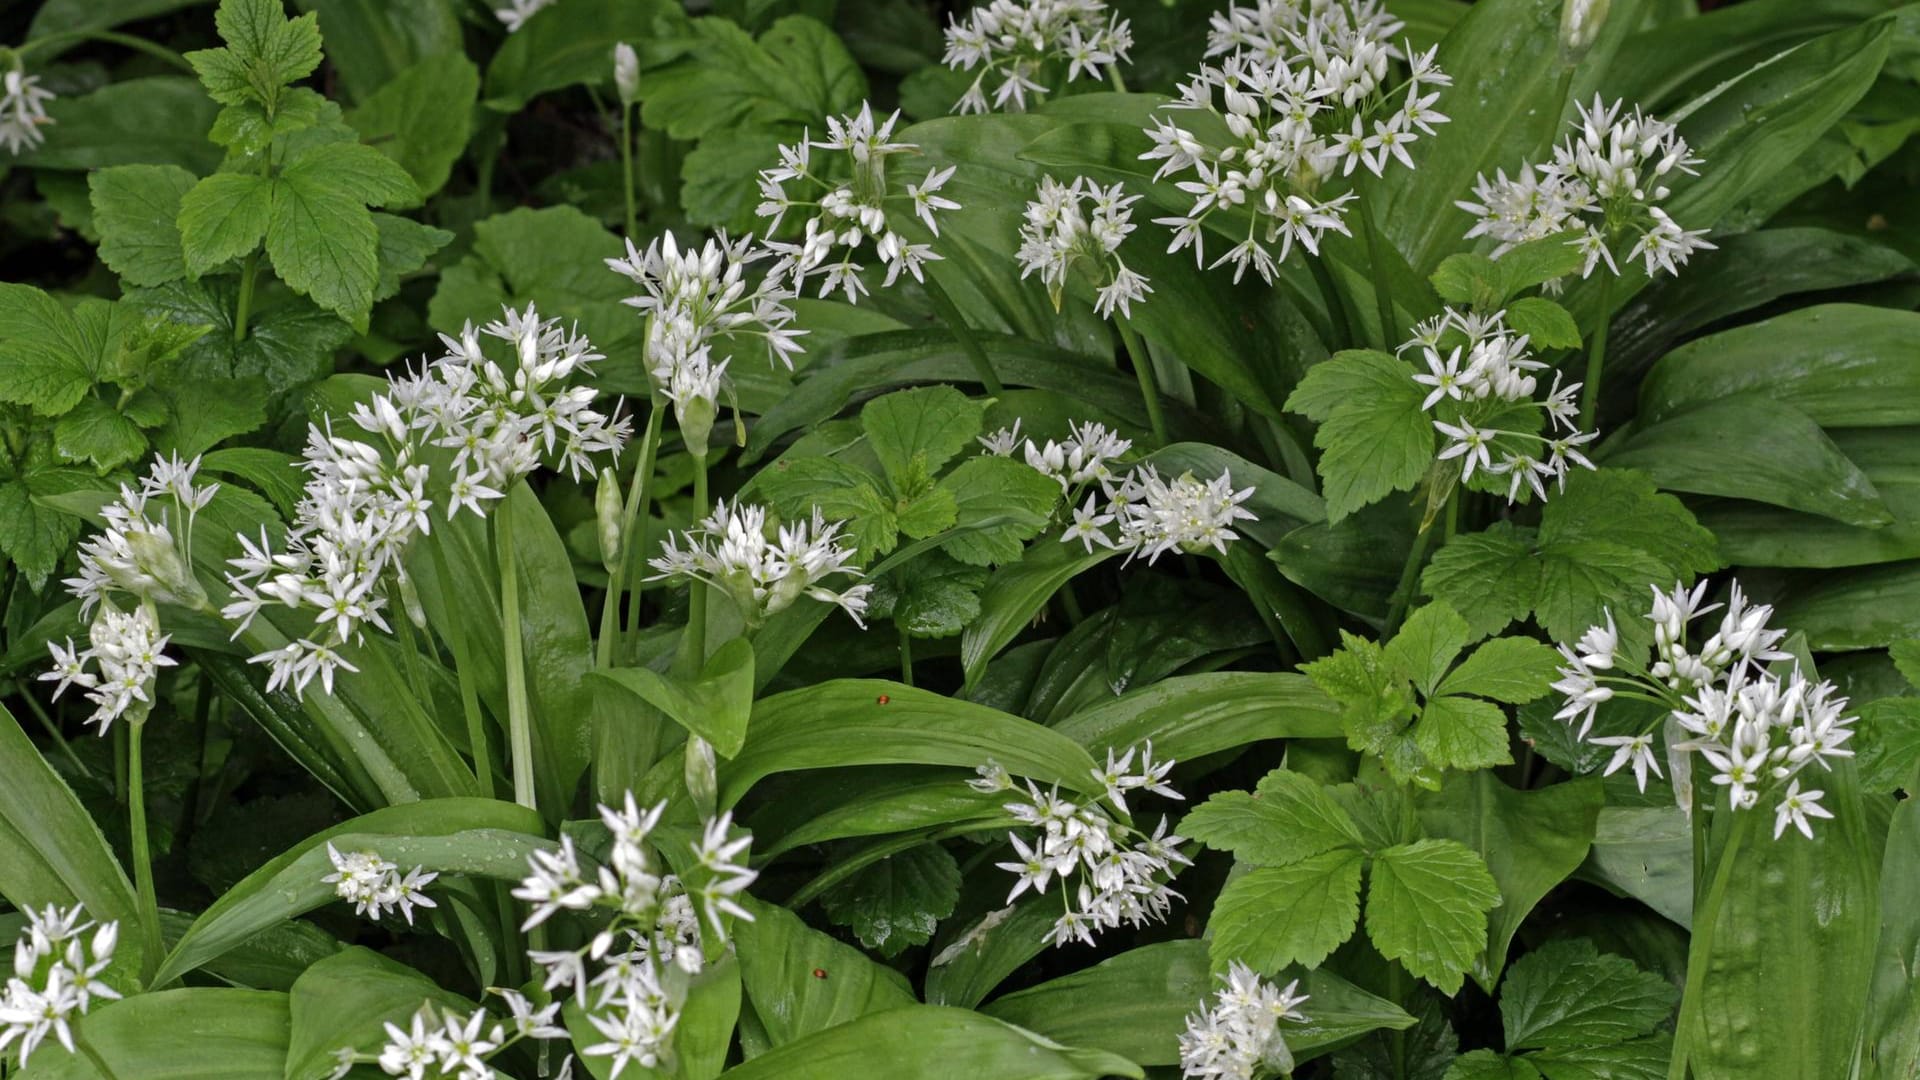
685 736 717 819
396 571 428 630
1560 0 1609 61
596 467 624 574
613 43 641 108
676 396 717 463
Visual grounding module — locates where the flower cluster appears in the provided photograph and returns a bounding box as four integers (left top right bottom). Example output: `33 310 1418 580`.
323 844 440 926
1178 962 1310 1080
647 500 873 628
333 991 567 1080
0 905 120 1068
511 795 756 1077
1552 581 1857 838
982 418 1132 492
942 0 1132 114
1458 96 1714 279
41 455 217 733
222 305 627 697
606 231 805 445
1402 307 1596 501
1142 14 1449 282
756 104 959 301
972 742 1189 948
1015 175 1153 319
492 0 553 33
1 65 55 156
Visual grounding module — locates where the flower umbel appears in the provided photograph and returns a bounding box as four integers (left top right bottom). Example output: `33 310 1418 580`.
1178 961 1309 1080
1016 175 1154 319
322 844 440 926
942 0 1132 114
0 63 55 156
647 500 874 628
0 905 121 1068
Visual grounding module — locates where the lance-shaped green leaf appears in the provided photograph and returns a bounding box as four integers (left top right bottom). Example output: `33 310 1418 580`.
713 1005 1143 1080
0 703 140 934
734 896 915 1048
593 637 755 758
285 948 473 1080
15 988 290 1080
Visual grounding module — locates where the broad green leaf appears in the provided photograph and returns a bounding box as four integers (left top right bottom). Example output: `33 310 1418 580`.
1051 671 1344 760
1446 1051 1544 1080
16 77 221 173
502 484 599 812
285 947 472 1080
1285 350 1433 522
346 52 479 201
1437 637 1561 704
1384 602 1474 696
0 284 107 416
869 552 986 638
959 542 1114 689
1527 1035 1671 1080
293 0 464 102
935 455 1061 566
1419 523 1539 639
186 0 324 111
819 843 960 957
89 165 197 287
642 16 828 140
1182 768 1363 867
1209 849 1365 973
1366 838 1502 994
713 1005 1142 1080
131 278 351 398
734 896 915 1047
593 638 755 758
1499 939 1677 1051
427 206 632 351
861 385 989 493
267 141 421 330
1856 697 1920 797
705 680 1102 808
1416 695 1512 771
0 478 85 588
370 213 452 302
14 989 289 1080
1865 798 1920 1077
29 0 209 39
485 0 692 111
1503 297 1581 350
1421 772 1604 988
52 396 147 470
1582 806 1693 929
178 173 274 277
154 798 547 986
1604 394 1889 526
0 703 140 933
1767 562 1920 651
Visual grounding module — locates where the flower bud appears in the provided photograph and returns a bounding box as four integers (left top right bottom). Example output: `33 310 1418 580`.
596 466 624 574
675 395 717 463
1560 0 1609 61
613 43 641 108
396 570 428 630
125 529 207 610
684 736 718 819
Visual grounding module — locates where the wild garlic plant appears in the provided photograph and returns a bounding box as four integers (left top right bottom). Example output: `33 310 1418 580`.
646 500 874 629
1142 8 1449 286
1178 962 1310 1080
1403 306 1597 502
492 0 554 33
0 905 120 1070
972 742 1190 948
332 991 569 1080
941 0 1133 113
0 60 54 155
322 844 439 926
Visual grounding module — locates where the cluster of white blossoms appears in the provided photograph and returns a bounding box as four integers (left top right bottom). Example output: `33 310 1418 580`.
1142 8 1449 283
0 905 119 1068
332 991 568 1080
1401 307 1596 501
606 231 806 445
1458 96 1714 279
972 743 1190 948
1 64 54 156
492 0 554 33
222 305 628 698
1552 581 1857 838
647 500 873 628
510 795 755 1077
980 420 1257 562
41 455 217 733
942 0 1132 114
756 104 959 301
322 844 439 926
1178 962 1310 1080
1016 175 1153 319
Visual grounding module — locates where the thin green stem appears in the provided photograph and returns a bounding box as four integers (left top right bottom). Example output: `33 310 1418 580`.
1305 254 1354 351
1384 517 1437 636
898 628 914 687
920 274 1006 395
1358 185 1401 349
1114 317 1170 447
1442 496 1459 541
391 596 432 713
495 500 537 815
1579 271 1615 429
15 29 194 73
607 396 665 668
232 253 259 344
432 538 495 799
74 1027 126 1080
1058 582 1085 626
620 102 638 241
678 454 712 675
127 721 161 984
1669 809 1755 1080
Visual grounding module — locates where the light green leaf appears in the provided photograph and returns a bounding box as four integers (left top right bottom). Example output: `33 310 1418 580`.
819 843 960 957
346 52 479 201
1182 768 1363 867
959 542 1114 689
935 455 1061 566
1499 938 1677 1051
1419 523 1539 639
1416 695 1512 771
371 213 453 303
1437 637 1561 704
861 385 988 494
89 165 198 287
53 396 148 470
0 479 85 588
712 1005 1142 1080
734 896 915 1047
16 76 221 174
1051 672 1342 761
592 638 755 758
1445 1051 1544 1080
427 206 631 351
1208 849 1365 973
1366 838 1501 994
1384 602 1475 697
1503 297 1581 350
0 284 106 416
266 142 418 331
284 948 472 1080
178 173 274 277
0 703 140 935
1527 1035 1671 1080
14 989 289 1080
484 0 691 112
1285 350 1433 522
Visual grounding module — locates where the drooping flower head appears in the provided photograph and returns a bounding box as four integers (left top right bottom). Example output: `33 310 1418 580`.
1458 95 1712 279
1016 175 1154 319
942 0 1132 114
1178 961 1310 1080
755 104 960 301
647 499 873 629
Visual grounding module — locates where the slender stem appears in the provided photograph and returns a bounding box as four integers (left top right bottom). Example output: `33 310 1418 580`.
1669 809 1754 1080
1307 256 1355 353
390 595 432 713
1384 517 1437 635
1114 318 1171 447
920 274 1005 395
606 396 665 668
74 1027 126 1080
1442 496 1459 541
113 722 127 803
1358 185 1401 349
898 628 914 687
678 454 712 675
495 500 537 814
127 721 161 984
1579 271 1615 429
620 102 638 241
232 253 259 344
1058 582 1085 626
432 538 495 799
15 29 194 73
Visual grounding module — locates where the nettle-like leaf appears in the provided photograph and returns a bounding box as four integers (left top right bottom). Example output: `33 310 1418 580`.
1301 604 1559 788
818 843 962 957
1285 349 1433 523
1443 939 1677 1079
1366 839 1502 996
184 0 323 114
1422 467 1721 642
